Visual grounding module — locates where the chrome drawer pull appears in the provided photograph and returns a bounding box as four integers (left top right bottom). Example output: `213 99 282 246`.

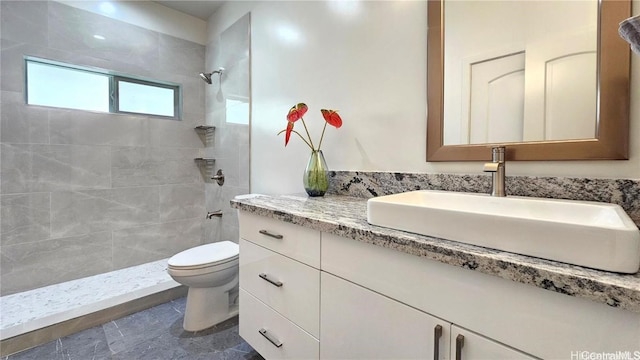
433 324 443 360
259 273 283 287
259 328 283 348
259 230 283 239
455 334 465 360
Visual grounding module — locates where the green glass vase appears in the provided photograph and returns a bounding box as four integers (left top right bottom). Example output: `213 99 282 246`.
303 150 329 197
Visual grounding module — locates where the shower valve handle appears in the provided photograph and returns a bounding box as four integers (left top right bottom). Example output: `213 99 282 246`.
211 169 225 186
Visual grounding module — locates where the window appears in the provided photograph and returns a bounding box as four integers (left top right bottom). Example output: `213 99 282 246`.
25 57 181 119
225 96 250 125
26 61 110 112
116 79 177 117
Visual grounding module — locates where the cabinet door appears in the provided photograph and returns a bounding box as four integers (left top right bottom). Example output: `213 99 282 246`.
450 325 537 360
321 272 451 360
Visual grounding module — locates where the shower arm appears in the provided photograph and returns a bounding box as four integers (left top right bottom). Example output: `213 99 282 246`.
199 67 225 84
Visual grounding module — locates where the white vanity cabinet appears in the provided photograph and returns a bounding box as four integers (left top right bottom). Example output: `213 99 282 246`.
238 212 321 359
322 232 640 359
238 211 640 360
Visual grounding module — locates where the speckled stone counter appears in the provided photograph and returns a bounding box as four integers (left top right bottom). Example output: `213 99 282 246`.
328 171 640 226
231 193 640 314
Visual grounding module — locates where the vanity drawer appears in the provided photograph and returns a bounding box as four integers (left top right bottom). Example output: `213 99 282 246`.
240 289 319 360
239 212 320 268
240 239 320 337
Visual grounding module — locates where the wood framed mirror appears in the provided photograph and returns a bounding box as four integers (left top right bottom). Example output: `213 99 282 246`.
427 0 631 161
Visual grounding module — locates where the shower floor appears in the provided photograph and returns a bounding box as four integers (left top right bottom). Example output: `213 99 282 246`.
0 259 180 344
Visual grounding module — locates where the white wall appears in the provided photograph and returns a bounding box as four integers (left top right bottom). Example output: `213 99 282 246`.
208 1 640 196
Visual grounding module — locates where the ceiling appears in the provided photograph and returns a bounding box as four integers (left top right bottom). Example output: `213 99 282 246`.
154 1 225 21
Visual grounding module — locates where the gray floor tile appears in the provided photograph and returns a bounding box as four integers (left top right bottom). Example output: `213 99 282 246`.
9 325 111 360
103 298 184 354
111 334 192 360
173 316 246 354
9 297 263 360
59 325 112 359
231 340 256 354
212 349 264 360
6 340 63 360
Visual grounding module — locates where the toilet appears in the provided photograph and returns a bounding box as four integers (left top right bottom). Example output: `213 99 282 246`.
167 241 239 332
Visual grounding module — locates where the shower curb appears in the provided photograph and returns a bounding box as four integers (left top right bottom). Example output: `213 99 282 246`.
0 286 187 356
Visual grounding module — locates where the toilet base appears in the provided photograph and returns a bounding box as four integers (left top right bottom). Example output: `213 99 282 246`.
182 280 239 332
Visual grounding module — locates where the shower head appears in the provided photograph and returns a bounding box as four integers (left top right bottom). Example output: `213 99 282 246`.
199 72 212 84
199 67 225 84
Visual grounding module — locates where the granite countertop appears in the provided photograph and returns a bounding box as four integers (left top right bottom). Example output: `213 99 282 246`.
231 194 640 314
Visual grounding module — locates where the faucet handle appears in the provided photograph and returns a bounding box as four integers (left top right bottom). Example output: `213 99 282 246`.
483 162 500 172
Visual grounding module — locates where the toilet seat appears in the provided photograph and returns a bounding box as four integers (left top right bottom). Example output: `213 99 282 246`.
168 241 239 271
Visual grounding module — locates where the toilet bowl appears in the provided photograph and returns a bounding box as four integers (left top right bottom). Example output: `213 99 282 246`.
167 241 239 332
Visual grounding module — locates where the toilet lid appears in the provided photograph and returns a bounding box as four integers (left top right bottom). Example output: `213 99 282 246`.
168 241 239 268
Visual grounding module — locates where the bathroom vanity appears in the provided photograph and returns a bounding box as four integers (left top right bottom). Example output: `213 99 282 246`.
232 194 640 359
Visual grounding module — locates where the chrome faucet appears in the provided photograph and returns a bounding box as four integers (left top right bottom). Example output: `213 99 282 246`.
483 146 506 197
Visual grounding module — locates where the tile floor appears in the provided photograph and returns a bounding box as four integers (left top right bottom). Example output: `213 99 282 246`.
6 297 263 360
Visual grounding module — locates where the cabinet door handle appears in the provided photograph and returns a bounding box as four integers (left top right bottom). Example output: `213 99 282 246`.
259 230 283 239
259 273 283 287
259 328 283 348
455 334 465 360
433 324 443 360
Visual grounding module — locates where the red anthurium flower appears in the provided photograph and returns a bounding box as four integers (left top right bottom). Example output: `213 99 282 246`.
278 103 342 151
287 103 308 123
320 109 342 128
284 121 294 146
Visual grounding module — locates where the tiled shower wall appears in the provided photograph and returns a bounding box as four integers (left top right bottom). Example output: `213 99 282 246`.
0 1 207 295
204 14 251 244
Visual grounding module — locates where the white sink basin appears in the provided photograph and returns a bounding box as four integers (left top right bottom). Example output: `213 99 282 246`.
367 190 640 273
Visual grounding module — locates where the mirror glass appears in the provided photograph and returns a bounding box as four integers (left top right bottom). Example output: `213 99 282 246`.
443 1 598 145
427 0 630 161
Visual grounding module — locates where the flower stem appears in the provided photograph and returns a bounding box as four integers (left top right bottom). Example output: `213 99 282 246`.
317 122 328 151
300 118 316 150
276 129 314 150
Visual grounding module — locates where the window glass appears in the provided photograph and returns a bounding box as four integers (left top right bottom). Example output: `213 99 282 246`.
27 61 110 112
25 58 181 119
225 97 250 125
117 80 175 117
